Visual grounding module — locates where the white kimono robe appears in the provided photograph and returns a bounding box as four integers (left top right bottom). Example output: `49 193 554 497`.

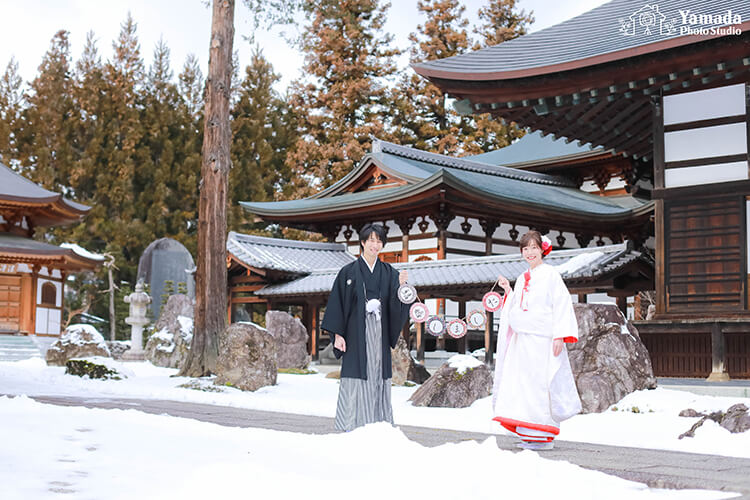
491 263 582 441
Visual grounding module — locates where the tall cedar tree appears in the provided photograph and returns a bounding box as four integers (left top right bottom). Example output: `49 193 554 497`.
285 0 400 198
229 48 295 232
0 57 23 164
390 0 526 155
179 0 234 377
17 30 77 192
137 39 200 257
474 0 534 47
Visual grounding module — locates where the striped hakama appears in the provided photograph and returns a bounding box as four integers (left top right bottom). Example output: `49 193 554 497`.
334 310 393 431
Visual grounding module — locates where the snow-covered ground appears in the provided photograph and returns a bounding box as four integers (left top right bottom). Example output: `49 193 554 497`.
1 357 748 499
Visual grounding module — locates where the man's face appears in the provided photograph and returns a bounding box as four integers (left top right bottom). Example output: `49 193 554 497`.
362 232 383 259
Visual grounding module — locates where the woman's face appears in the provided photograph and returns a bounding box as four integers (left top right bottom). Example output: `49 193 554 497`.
362 232 383 259
522 241 543 268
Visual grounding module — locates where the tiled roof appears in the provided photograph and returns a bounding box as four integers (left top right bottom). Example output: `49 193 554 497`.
372 140 576 186
227 231 355 274
255 243 652 297
413 0 750 79
468 131 605 167
0 162 89 212
242 142 652 219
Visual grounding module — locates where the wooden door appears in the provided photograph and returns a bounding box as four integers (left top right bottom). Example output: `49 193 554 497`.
0 275 22 332
665 196 744 313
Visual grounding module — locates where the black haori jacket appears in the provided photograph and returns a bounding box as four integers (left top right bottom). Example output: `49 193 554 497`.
322 259 410 380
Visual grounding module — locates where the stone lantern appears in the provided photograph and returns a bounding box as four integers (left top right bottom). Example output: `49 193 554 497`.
122 280 151 361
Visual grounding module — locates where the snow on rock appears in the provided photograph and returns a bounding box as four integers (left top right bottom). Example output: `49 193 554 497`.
45 324 111 366
448 354 483 374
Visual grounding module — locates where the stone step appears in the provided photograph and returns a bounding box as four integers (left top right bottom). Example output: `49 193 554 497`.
0 335 42 361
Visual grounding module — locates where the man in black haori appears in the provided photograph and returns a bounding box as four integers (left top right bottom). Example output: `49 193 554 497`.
322 223 410 431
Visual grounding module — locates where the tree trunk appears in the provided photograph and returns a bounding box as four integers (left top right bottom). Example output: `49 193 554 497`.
108 266 115 341
179 0 234 377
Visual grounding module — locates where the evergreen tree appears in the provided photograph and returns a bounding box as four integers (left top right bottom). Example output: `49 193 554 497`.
474 0 534 48
285 0 400 197
178 54 204 120
0 57 23 165
390 0 525 155
229 47 295 232
16 30 77 190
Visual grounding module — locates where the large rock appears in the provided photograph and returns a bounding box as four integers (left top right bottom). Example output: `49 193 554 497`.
46 324 111 366
106 341 131 360
679 404 750 438
409 355 492 408
144 294 193 369
214 322 277 391
391 336 430 385
318 343 341 365
569 303 656 413
265 310 310 369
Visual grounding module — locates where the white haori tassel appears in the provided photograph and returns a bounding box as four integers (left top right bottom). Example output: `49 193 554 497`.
366 298 381 319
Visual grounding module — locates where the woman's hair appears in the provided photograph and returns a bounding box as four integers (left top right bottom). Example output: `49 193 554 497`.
359 223 386 248
519 230 544 257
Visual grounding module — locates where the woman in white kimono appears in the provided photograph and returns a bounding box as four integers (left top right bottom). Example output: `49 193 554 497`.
492 230 582 450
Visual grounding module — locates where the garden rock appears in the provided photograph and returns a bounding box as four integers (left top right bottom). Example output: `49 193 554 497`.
46 324 111 366
409 355 492 408
144 294 193 369
391 336 430 385
568 304 656 413
214 322 276 391
265 310 310 369
65 356 132 380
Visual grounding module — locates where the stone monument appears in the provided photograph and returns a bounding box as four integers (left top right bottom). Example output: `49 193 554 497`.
121 281 151 361
137 238 196 319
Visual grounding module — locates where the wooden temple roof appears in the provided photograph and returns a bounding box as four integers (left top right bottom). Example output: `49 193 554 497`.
241 139 652 238
412 0 750 161
0 162 90 228
0 234 103 271
255 242 653 301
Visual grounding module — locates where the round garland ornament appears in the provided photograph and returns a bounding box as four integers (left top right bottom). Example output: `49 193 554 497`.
482 291 503 312
409 302 429 323
426 315 446 337
446 318 468 339
397 283 418 304
467 309 486 329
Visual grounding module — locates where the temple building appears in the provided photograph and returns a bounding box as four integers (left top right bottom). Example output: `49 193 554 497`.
412 0 750 378
0 163 102 336
237 132 654 360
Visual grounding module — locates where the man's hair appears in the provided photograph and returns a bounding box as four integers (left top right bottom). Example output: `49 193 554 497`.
359 223 387 248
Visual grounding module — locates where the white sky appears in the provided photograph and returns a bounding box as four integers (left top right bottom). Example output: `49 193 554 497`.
0 0 609 93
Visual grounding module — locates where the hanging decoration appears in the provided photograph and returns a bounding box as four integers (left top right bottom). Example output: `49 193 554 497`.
397 275 507 339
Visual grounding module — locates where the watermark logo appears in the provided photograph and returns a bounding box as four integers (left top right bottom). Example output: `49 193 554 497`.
619 4 742 37
619 4 676 36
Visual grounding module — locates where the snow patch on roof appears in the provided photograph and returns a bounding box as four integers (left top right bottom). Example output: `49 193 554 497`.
60 243 106 261
554 251 604 276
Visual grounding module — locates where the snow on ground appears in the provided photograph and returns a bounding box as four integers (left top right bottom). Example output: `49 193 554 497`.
0 395 737 500
1 357 749 460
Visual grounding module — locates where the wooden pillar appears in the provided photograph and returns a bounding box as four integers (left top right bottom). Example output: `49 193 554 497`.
484 311 494 366
457 300 467 354
302 304 313 355
578 293 587 304
416 321 425 363
433 211 452 352
311 303 320 361
652 95 666 315
396 217 415 263
480 219 499 256
707 322 730 381
616 296 627 316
